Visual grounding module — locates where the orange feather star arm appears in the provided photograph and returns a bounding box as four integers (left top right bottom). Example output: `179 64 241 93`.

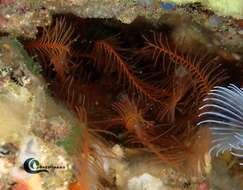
25 17 75 81
92 36 169 103
141 32 228 103
112 95 182 168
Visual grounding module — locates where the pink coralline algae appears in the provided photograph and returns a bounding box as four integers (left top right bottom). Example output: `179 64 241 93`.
197 180 209 190
0 0 15 5
12 182 29 190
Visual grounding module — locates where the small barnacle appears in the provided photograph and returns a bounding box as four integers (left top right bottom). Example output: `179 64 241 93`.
198 84 243 165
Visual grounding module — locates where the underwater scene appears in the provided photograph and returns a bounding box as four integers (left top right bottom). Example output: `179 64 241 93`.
0 0 243 190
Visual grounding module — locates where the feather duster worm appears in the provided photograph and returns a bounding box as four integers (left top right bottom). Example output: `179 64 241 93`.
198 84 243 165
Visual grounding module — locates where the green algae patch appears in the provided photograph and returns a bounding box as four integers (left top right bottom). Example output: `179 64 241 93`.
10 38 41 75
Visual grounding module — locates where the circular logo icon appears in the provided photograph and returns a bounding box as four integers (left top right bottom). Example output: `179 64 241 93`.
23 158 48 174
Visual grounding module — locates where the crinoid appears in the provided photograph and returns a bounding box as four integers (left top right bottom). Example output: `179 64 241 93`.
112 95 184 168
57 75 88 110
25 17 76 81
92 35 169 103
69 106 112 190
182 126 210 178
141 32 228 104
156 67 193 123
198 84 243 165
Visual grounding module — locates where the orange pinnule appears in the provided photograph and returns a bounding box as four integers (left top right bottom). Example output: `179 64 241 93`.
141 32 228 103
70 106 90 190
25 17 75 81
71 106 112 190
113 95 181 168
93 36 168 103
157 72 193 123
26 17 74 57
112 95 148 132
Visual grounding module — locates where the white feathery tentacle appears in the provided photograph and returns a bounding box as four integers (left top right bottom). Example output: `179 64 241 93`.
198 84 243 165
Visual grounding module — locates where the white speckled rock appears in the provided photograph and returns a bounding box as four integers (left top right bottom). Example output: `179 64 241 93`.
128 173 165 190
